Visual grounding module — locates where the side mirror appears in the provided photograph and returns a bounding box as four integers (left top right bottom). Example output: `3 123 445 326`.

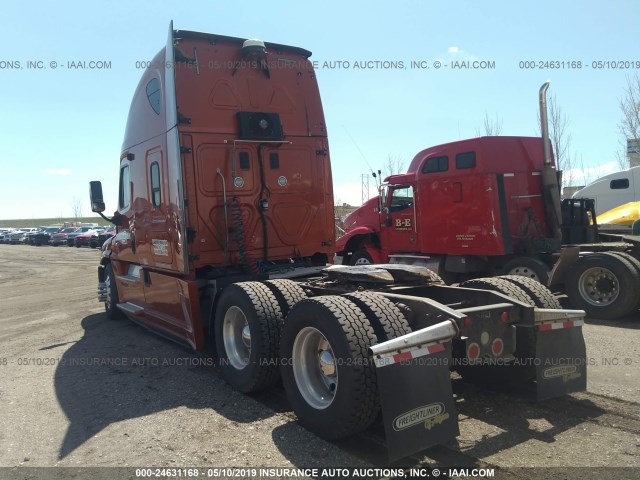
89 181 105 213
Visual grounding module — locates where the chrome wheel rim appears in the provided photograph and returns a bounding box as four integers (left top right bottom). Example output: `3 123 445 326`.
507 266 540 281
292 327 338 409
354 256 372 266
578 266 619 306
223 306 251 369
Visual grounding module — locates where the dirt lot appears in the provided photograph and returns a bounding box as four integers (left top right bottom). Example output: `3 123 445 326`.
0 245 639 479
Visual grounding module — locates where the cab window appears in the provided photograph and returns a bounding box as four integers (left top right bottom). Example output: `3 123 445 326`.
422 156 448 173
150 162 161 207
119 164 131 210
456 151 476 169
610 178 629 189
389 186 414 212
146 78 161 115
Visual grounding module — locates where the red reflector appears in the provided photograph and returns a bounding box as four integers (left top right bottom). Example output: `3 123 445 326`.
463 317 473 328
501 311 509 323
491 338 504 356
428 343 446 354
467 343 480 360
393 351 412 363
539 323 553 331
563 321 574 329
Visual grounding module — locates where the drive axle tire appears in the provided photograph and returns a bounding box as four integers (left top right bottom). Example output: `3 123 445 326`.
498 275 561 309
280 296 379 439
214 282 284 393
343 291 410 341
459 277 535 306
351 249 373 266
264 279 307 318
565 252 640 320
104 264 124 320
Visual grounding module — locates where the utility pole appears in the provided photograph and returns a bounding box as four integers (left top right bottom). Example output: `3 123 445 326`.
361 174 370 205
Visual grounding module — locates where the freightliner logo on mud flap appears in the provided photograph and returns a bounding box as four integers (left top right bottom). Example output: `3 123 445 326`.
542 365 581 382
393 403 448 431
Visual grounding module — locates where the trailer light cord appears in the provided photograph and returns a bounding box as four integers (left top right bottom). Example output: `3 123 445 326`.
257 144 269 262
230 197 259 275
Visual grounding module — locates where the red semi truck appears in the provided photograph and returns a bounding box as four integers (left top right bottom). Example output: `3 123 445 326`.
90 25 588 460
336 84 640 320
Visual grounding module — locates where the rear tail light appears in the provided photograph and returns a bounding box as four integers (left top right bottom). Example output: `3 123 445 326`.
467 342 480 360
491 338 504 356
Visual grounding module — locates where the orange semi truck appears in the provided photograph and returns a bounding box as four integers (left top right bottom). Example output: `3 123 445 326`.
90 24 588 461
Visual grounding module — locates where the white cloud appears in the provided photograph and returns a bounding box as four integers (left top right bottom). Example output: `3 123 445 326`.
563 161 619 187
443 46 478 62
44 168 71 176
333 181 367 207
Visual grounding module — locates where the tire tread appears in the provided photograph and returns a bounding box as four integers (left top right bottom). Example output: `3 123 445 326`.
264 279 307 317
281 296 379 438
459 277 535 306
498 275 561 309
215 282 284 393
343 291 411 341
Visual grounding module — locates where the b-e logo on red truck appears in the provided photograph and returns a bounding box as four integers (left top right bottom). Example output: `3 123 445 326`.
395 218 412 230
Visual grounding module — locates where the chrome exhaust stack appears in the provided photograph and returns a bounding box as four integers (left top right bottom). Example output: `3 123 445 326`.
539 82 552 166
539 81 563 248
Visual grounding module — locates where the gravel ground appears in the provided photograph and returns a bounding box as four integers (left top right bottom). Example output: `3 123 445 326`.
0 244 639 480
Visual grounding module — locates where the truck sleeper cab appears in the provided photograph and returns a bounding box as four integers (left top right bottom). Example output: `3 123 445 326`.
336 136 560 282
93 25 334 349
91 27 587 461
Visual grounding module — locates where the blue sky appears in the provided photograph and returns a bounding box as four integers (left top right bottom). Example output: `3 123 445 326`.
0 0 638 220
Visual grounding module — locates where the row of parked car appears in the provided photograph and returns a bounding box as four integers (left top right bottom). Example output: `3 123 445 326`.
0 225 116 248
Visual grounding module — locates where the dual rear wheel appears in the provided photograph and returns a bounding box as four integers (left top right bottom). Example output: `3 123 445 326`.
565 252 640 319
214 283 410 439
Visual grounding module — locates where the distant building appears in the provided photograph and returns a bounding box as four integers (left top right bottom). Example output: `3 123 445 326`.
629 139 640 168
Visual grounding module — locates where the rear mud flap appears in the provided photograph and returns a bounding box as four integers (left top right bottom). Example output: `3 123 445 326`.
534 324 587 400
374 346 459 462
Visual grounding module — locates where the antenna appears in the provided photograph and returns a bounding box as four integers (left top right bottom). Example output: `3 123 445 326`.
343 125 376 177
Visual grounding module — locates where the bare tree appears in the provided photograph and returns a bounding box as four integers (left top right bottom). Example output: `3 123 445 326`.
536 94 573 177
475 112 503 136
618 74 640 169
71 198 82 226
381 154 405 179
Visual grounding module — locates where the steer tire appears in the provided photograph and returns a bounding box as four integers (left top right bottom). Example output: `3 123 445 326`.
343 291 411 342
214 282 284 393
264 279 308 318
104 264 124 320
280 296 379 439
351 249 373 266
565 252 640 320
501 256 550 284
498 275 562 309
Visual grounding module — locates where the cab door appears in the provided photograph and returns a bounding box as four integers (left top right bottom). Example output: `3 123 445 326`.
379 185 418 253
